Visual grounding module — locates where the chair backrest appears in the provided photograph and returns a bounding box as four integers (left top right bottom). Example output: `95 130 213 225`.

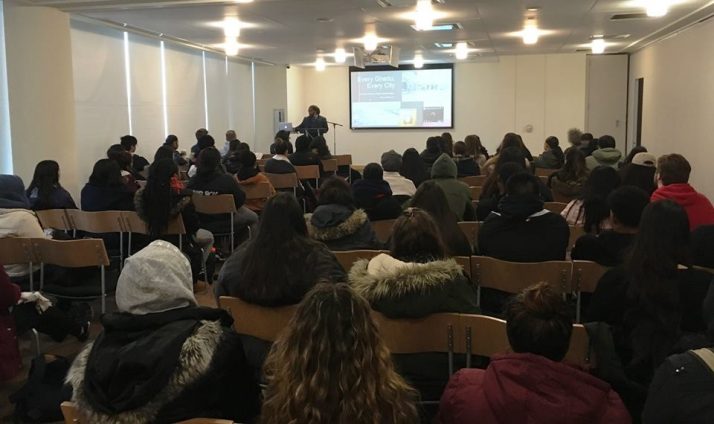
459 314 511 357
544 202 568 215
32 238 110 268
242 182 272 200
219 296 296 342
295 165 320 180
534 167 555 177
553 191 576 203
371 219 395 244
567 324 592 368
192 194 237 215
334 154 353 167
61 401 83 424
65 210 124 234
460 175 486 186
568 225 586 250
35 209 72 231
321 159 338 173
571 260 607 294
453 256 472 278
471 256 572 296
333 250 386 272
121 211 149 235
177 420 235 424
468 186 482 200
457 221 479 248
372 311 464 354
265 172 299 189
0 237 36 265
538 175 549 185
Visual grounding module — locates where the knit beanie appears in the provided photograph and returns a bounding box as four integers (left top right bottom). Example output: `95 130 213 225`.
381 150 403 172
0 175 30 209
116 240 196 315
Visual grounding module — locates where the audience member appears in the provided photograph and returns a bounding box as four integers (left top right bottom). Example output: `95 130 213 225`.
163 134 187 166
108 143 142 188
579 132 598 157
222 129 239 157
381 150 416 200
479 172 569 262
533 136 565 169
81 159 135 212
310 135 332 159
482 133 531 175
619 152 657 195
222 139 245 174
264 139 297 174
586 135 623 170
476 162 524 221
235 151 275 212
352 163 402 221
411 181 472 256
66 240 260 423
453 141 480 177
120 135 150 175
431 153 476 221
190 127 209 160
26 160 76 210
289 135 325 182
269 130 294 155
187 134 216 178
463 134 489 168
260 283 418 424
651 153 714 230
561 165 620 233
620 146 648 168
438 282 630 424
307 176 380 250
564 127 583 154
154 145 175 163
400 147 429 188
420 136 443 171
691 224 714 269
548 147 590 201
572 186 649 266
440 132 454 157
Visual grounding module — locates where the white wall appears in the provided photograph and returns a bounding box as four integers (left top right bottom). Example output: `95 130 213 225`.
286 54 587 164
629 17 714 200
586 54 628 149
254 64 288 154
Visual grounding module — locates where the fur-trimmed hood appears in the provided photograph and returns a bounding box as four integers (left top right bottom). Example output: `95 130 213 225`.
306 205 369 241
134 187 191 223
349 253 464 301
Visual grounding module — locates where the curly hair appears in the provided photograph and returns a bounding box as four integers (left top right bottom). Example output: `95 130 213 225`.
260 283 419 424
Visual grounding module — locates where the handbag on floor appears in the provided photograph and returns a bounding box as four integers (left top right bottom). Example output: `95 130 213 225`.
9 354 72 423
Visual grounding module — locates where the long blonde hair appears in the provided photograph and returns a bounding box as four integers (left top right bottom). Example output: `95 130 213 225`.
260 283 419 424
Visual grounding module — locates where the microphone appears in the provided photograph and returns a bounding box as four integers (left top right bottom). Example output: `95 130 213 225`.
327 121 344 127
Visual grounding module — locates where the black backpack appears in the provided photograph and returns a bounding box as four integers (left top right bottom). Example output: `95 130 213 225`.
10 354 72 423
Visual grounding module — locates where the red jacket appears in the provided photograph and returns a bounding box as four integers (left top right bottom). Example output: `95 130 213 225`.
437 353 631 424
0 267 22 381
651 183 714 230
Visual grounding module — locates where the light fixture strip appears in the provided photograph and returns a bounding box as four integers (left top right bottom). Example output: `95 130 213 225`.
160 40 169 137
202 51 209 128
123 31 133 135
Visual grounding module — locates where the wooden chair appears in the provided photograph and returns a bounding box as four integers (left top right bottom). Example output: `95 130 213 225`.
334 154 353 182
122 212 187 254
371 219 395 244
472 200 479 211
457 221 479 248
242 182 272 200
178 419 234 424
460 175 486 186
295 165 320 187
470 256 572 308
568 225 586 250
453 256 472 278
333 250 386 272
534 167 556 177
65 209 125 265
571 260 608 322
468 186 482 200
567 324 593 368
321 159 338 173
553 192 576 203
33 238 111 313
192 194 239 252
219 296 296 342
35 209 72 232
61 401 233 424
0 237 37 290
264 172 299 196
544 202 568 214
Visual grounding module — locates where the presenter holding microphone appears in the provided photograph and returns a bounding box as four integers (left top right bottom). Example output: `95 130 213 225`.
295 104 328 139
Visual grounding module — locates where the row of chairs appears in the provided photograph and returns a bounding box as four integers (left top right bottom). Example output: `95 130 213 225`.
332 251 607 322
60 403 233 424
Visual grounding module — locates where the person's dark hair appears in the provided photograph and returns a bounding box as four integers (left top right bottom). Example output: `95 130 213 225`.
228 139 240 152
107 144 132 171
481 147 527 198
308 104 321 115
238 142 250 152
195 128 208 140
426 136 442 153
363 163 383 181
568 128 583 146
141 159 178 238
89 159 123 187
273 139 289 155
608 186 649 228
464 135 487 158
580 133 594 143
310 136 331 158
165 134 178 145
598 135 616 149
153 145 174 162
626 200 691 366
557 148 588 181
400 148 429 185
27 160 61 210
295 135 311 152
657 154 691 185
318 176 355 209
440 132 454 156
621 163 657 195
196 134 215 152
239 150 257 168
120 135 138 151
275 130 290 143
498 163 526 189
197 147 221 177
391 208 446 263
411 181 468 257
581 166 621 233
499 132 522 153
505 172 540 196
505 282 573 362
453 141 466 156
623 146 647 165
545 136 565 167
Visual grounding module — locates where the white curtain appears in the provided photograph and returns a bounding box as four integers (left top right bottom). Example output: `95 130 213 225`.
0 1 12 174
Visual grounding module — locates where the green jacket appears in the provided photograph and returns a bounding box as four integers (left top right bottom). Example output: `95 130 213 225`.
431 154 476 221
586 148 623 170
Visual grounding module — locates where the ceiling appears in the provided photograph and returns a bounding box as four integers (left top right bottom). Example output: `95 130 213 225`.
27 0 714 66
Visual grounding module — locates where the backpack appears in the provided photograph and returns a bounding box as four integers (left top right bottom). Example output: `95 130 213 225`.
10 354 72 423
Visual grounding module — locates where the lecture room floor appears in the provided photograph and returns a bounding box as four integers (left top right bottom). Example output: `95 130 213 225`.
0 281 217 422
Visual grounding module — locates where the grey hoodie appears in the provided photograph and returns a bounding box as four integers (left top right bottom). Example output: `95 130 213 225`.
586 148 622 170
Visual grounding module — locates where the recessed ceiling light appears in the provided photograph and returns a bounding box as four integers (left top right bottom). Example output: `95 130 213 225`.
434 42 454 48
526 6 541 12
413 53 424 69
223 17 241 38
315 57 326 71
334 48 347 63
646 0 669 17
363 33 379 51
410 23 461 32
455 42 469 60
592 34 604 39
591 38 606 54
316 17 333 23
224 38 239 56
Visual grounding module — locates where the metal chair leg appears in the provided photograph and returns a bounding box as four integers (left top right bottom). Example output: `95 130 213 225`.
31 329 41 356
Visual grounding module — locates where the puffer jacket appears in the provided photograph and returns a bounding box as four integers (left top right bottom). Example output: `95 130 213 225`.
586 148 623 170
306 204 381 251
431 154 475 221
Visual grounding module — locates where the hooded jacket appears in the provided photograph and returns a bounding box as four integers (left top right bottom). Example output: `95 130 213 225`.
533 150 564 169
651 183 714 230
306 205 381 251
586 147 623 170
236 171 275 212
437 353 631 424
420 139 443 171
549 171 589 199
431 154 476 221
351 179 402 221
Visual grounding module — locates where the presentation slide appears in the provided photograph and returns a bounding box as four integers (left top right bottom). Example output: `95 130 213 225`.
350 65 453 129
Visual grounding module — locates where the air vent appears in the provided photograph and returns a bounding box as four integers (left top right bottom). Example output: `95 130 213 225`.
611 13 649 20
376 0 445 7
410 23 463 32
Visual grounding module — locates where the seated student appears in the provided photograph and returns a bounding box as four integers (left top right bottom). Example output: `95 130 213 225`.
587 200 712 394
190 127 209 162
440 132 454 157
187 147 258 235
431 153 476 221
107 144 142 191
81 159 135 212
381 150 417 200
163 134 188 166
400 147 430 189
482 133 531 176
691 224 714 269
572 186 650 267
269 130 294 155
289 135 325 184
452 141 480 177
420 136 443 172
411 181 472 257
619 145 648 169
548 147 590 201
66 240 260 423
222 139 249 174
309 135 332 159
564 127 583 155
352 163 402 222
464 134 489 168
651 153 714 230
586 135 623 170
120 135 150 176
261 283 418 424
306 176 381 251
438 282 630 424
619 152 657 196
235 151 275 213
642 284 714 424
476 162 525 222
187 134 216 178
264 139 297 174
479 172 569 262
561 165 620 233
26 160 76 210
533 136 565 169
579 132 599 157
